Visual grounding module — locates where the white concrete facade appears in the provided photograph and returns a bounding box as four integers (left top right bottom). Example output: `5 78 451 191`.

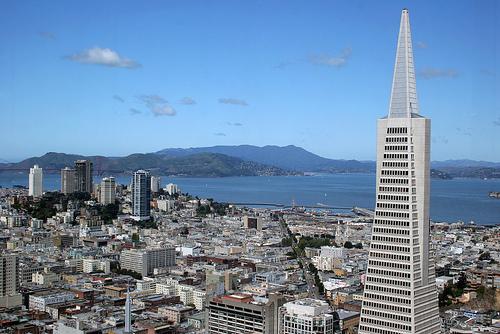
29 164 43 197
99 177 116 205
279 298 335 334
359 9 440 334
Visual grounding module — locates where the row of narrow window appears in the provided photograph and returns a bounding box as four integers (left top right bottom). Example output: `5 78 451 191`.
376 202 409 210
360 319 412 332
366 275 410 287
373 227 410 235
364 292 411 305
387 127 408 134
384 145 408 151
376 210 410 218
378 194 409 201
383 153 409 159
385 137 408 143
367 268 411 279
369 251 410 261
379 186 409 193
381 170 409 176
358 324 401 334
369 260 410 270
372 235 410 244
380 178 409 184
375 219 410 227
362 308 411 322
382 161 409 168
371 243 410 253
362 300 411 314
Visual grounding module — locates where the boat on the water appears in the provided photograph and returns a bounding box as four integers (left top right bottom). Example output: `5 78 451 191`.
489 191 500 199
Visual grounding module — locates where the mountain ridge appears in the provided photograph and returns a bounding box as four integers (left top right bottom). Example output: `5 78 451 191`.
1 145 499 178
0 152 297 177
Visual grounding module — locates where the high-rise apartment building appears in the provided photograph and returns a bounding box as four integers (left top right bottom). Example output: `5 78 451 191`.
131 170 151 221
150 176 161 193
358 9 440 334
279 298 335 334
75 160 93 193
120 247 175 277
165 183 179 196
28 164 43 197
61 167 76 194
99 177 116 205
0 254 22 307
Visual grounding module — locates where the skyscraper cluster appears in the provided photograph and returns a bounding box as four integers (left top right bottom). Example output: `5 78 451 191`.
60 160 93 195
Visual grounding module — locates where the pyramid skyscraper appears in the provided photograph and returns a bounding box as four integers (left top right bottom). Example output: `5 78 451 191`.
358 9 441 334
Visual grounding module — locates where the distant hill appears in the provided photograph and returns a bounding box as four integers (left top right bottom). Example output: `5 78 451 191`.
157 145 375 173
1 146 499 178
0 152 296 177
432 160 500 168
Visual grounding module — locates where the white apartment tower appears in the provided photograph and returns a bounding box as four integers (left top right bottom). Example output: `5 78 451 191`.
100 177 116 205
29 164 43 197
150 176 161 193
131 170 151 221
358 9 440 334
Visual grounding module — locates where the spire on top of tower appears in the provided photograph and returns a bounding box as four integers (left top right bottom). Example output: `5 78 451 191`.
388 8 419 118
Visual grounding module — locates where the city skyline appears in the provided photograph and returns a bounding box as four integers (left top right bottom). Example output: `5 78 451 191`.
1 0 498 162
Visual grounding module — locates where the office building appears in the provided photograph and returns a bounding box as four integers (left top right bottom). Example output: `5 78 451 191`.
29 164 43 197
60 167 76 194
279 298 335 334
120 247 175 277
358 9 440 334
207 293 284 333
75 160 93 193
0 254 22 307
99 177 116 205
131 170 151 221
151 176 161 193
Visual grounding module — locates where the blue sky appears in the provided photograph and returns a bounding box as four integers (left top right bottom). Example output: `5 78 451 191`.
0 0 498 162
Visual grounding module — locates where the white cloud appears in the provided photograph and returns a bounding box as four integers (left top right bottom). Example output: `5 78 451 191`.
113 95 125 103
456 127 472 136
214 132 227 136
66 47 141 69
419 67 459 79
218 98 248 106
179 97 196 105
227 122 243 126
138 95 176 117
129 108 142 115
309 48 352 68
416 41 427 49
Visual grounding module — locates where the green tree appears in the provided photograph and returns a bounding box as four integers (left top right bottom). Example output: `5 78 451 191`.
344 241 354 249
131 233 140 243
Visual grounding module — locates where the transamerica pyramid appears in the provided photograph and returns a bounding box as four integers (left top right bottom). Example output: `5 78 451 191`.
358 9 441 334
